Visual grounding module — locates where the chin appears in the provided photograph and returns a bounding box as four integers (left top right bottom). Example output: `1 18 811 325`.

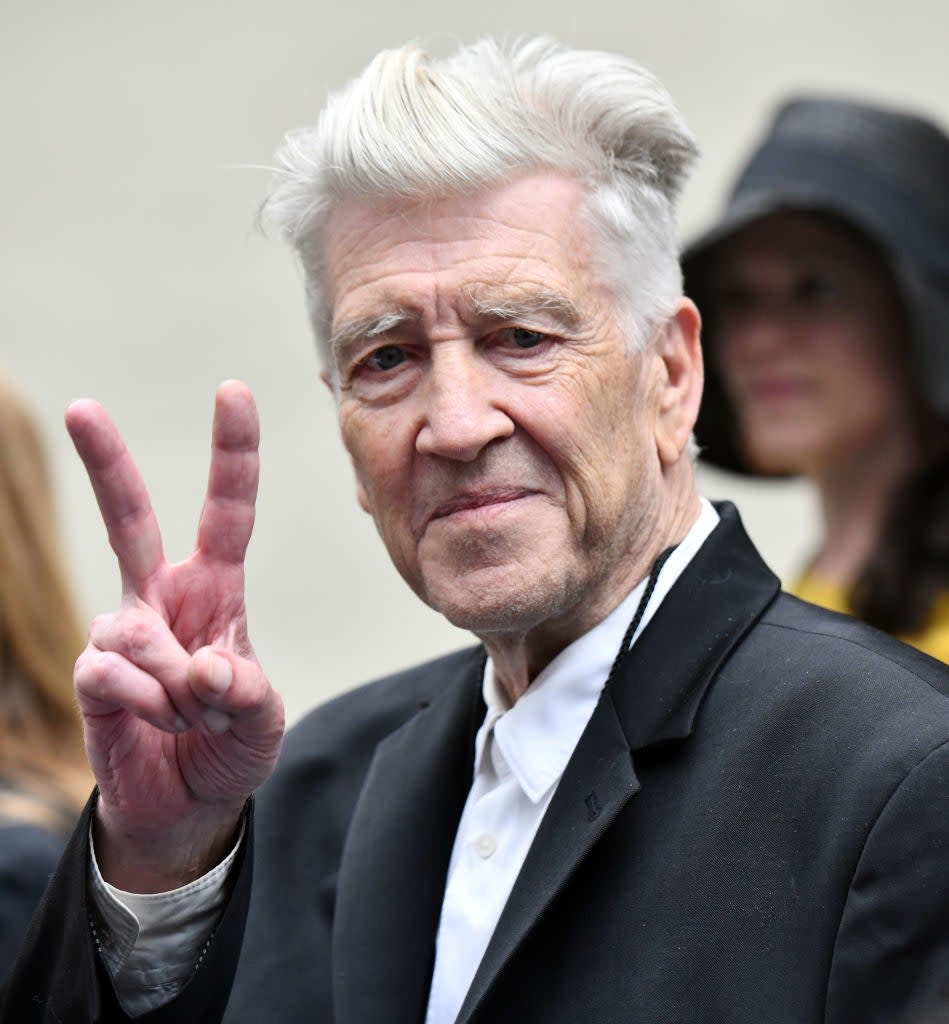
742 448 804 476
430 592 545 635
737 427 819 477
422 567 573 637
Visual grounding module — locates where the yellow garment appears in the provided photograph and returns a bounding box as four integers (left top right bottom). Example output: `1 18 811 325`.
791 572 949 663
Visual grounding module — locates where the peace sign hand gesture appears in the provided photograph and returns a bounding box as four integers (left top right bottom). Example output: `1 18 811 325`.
67 381 285 893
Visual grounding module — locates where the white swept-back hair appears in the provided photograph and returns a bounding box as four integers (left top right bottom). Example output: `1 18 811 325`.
262 37 699 372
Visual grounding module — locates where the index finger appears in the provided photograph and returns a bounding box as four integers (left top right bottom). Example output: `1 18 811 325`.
65 399 165 597
196 380 260 566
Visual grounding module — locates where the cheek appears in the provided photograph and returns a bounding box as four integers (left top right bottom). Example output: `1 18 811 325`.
715 335 741 385
544 378 649 508
819 325 902 402
713 326 759 393
341 410 412 516
526 379 611 477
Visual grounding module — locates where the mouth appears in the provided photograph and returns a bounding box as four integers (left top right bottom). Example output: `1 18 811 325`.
428 487 538 524
745 377 812 402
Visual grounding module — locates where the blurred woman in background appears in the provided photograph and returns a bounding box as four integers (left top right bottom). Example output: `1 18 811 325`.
0 369 90 974
684 96 949 661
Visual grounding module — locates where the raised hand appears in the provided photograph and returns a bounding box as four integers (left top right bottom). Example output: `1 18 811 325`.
66 381 285 892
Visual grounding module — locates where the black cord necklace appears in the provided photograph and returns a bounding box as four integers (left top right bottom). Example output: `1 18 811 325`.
603 545 677 691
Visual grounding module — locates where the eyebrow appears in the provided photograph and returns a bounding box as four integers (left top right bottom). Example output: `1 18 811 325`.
329 310 418 361
466 288 585 332
329 287 586 361
713 239 869 282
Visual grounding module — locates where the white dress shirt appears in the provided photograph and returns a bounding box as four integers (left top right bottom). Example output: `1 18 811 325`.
91 499 719 1020
424 498 718 1022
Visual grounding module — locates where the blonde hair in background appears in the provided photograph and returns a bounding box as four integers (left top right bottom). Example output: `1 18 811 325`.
0 369 90 823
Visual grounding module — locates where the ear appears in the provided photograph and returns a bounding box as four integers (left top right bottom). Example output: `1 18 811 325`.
654 298 703 468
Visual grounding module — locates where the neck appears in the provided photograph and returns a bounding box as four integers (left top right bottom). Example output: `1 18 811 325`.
483 486 701 705
808 434 919 586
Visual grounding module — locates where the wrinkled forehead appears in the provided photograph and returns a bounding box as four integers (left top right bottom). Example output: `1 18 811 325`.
320 172 602 318
323 170 594 249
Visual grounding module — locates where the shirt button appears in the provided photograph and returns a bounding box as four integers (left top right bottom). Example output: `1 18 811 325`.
475 833 497 859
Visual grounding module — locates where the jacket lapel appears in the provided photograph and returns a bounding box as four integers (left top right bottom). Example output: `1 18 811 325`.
457 503 780 1022
332 648 485 1024
613 502 781 751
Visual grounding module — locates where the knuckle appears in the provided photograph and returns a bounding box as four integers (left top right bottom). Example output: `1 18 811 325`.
124 617 160 659
75 651 124 700
74 645 106 681
88 612 114 642
90 606 166 663
102 610 162 662
73 648 92 685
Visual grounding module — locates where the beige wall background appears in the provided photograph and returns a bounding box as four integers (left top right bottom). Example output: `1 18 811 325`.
2 0 946 723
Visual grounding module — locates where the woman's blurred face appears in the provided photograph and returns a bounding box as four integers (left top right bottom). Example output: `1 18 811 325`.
709 211 914 476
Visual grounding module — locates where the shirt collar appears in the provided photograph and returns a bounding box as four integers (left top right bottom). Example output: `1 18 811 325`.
477 498 720 804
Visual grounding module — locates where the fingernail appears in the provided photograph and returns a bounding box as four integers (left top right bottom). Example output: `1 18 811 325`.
205 653 233 694
203 708 232 735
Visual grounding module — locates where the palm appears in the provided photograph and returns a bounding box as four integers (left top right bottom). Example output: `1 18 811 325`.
83 560 258 827
67 383 284 857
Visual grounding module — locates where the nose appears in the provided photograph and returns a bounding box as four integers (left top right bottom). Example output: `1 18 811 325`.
718 299 798 366
415 344 515 462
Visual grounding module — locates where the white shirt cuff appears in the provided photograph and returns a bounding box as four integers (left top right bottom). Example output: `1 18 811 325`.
88 820 244 1017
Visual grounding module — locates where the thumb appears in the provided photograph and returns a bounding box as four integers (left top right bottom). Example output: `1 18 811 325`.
188 647 285 745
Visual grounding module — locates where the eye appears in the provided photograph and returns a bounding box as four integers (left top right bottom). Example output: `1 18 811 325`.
796 271 839 306
507 327 547 349
365 345 407 372
489 327 548 352
708 280 760 322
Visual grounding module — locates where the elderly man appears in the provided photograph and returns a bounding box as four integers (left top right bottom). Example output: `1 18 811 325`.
3 38 949 1024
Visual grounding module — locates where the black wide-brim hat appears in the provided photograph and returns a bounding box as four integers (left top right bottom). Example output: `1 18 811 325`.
683 96 949 475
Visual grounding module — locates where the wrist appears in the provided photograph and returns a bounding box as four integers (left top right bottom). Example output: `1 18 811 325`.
93 796 247 893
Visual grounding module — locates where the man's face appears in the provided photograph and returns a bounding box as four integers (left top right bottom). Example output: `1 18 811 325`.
322 172 674 641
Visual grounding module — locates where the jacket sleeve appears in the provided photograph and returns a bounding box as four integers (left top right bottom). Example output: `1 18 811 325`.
825 738 949 1024
0 794 254 1024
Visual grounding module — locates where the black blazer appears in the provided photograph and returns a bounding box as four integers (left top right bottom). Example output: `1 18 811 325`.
5 504 949 1023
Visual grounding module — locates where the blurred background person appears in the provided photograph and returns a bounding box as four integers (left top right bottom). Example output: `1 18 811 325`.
684 97 949 661
0 368 91 975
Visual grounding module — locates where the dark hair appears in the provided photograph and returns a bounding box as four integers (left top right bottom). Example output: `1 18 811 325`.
853 447 949 635
683 95 949 641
